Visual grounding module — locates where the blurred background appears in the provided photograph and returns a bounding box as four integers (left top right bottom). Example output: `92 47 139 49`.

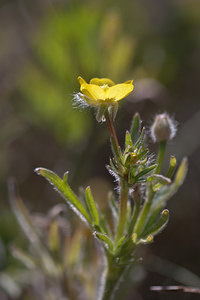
0 0 200 299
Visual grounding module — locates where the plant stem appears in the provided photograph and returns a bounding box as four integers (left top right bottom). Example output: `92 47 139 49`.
101 255 126 300
104 111 129 245
105 111 120 159
115 181 129 244
155 141 167 174
128 184 141 235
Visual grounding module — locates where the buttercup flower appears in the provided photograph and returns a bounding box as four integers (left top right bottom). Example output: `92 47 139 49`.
76 76 134 107
74 76 134 122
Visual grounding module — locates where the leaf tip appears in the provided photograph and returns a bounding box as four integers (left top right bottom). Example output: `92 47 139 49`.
63 171 69 183
34 167 41 175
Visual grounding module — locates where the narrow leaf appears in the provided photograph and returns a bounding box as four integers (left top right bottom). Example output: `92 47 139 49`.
108 192 118 226
125 131 133 148
85 186 100 226
95 232 113 251
166 155 177 178
148 174 171 191
135 164 157 180
130 113 141 144
115 235 126 252
48 221 60 253
8 179 61 277
10 245 37 269
137 234 153 245
141 209 169 238
151 157 188 210
35 168 91 225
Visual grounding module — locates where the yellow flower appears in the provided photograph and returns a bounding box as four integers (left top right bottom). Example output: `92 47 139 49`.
77 76 134 107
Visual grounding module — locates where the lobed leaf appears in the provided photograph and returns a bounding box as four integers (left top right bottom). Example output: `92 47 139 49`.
151 158 188 211
35 168 91 225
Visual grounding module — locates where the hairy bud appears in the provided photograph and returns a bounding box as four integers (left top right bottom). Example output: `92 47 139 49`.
151 113 177 142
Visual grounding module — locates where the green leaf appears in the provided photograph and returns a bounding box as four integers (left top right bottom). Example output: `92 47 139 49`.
115 235 126 252
0 272 21 298
95 232 114 252
108 192 118 225
148 174 171 191
136 234 153 245
85 186 100 226
130 113 141 144
125 131 133 148
151 157 188 211
99 214 111 236
8 178 61 277
135 164 157 180
134 127 145 151
166 155 177 178
35 168 91 225
10 245 37 269
141 209 169 238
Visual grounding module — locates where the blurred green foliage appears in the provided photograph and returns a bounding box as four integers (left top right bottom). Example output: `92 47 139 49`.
19 6 134 143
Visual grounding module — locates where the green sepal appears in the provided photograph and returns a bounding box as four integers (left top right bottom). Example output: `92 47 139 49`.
35 168 92 225
85 186 100 226
130 113 141 144
96 104 107 122
108 102 118 121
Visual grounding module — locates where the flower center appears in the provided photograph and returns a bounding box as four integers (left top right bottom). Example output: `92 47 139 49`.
101 84 110 92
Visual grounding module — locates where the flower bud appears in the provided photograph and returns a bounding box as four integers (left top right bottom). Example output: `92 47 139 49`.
151 113 177 142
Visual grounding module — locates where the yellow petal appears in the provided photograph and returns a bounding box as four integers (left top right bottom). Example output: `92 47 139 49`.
78 76 88 85
106 80 134 101
81 83 106 101
90 78 115 86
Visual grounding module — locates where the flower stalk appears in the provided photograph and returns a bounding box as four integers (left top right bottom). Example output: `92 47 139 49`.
105 110 120 159
155 141 167 174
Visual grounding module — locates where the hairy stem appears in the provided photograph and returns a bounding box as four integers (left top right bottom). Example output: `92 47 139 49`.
115 181 129 244
105 111 120 159
101 255 127 300
128 184 142 235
